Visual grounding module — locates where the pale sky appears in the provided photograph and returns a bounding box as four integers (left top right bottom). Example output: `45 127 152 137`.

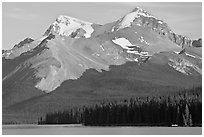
2 2 202 50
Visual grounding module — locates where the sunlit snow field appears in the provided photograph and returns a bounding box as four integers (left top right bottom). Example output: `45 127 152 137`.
2 125 202 135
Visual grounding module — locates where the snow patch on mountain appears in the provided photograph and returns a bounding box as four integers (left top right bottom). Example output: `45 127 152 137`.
158 20 163 24
173 51 180 54
112 37 149 55
185 53 196 58
173 51 200 59
112 38 136 50
112 37 151 62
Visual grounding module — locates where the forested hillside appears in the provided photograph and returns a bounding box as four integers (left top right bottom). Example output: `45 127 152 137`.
41 87 202 126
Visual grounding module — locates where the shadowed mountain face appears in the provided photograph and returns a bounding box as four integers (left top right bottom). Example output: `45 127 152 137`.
2 7 202 123
192 38 202 47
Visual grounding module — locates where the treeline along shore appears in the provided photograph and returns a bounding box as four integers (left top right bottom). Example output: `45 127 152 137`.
39 87 202 126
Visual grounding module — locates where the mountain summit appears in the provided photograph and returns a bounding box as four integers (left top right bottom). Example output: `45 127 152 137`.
2 7 202 123
46 15 94 38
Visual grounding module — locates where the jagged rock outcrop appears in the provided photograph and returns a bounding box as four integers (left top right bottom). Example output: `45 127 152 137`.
3 38 34 58
13 38 34 48
192 38 202 47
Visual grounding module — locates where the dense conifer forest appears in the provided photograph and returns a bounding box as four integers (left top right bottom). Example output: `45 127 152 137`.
40 87 202 126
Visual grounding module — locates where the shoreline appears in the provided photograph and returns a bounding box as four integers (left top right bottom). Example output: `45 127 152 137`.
2 125 202 135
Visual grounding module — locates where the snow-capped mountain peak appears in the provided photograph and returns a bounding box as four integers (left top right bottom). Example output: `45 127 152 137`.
55 15 92 26
111 7 193 48
131 7 155 18
49 15 94 38
115 7 157 30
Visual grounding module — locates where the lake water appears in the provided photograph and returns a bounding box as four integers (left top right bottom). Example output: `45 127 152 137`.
2 125 202 135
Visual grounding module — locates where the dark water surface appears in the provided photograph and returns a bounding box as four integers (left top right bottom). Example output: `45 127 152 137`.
2 125 202 135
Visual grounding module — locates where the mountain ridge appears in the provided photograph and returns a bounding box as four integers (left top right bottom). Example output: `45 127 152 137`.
3 7 202 92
